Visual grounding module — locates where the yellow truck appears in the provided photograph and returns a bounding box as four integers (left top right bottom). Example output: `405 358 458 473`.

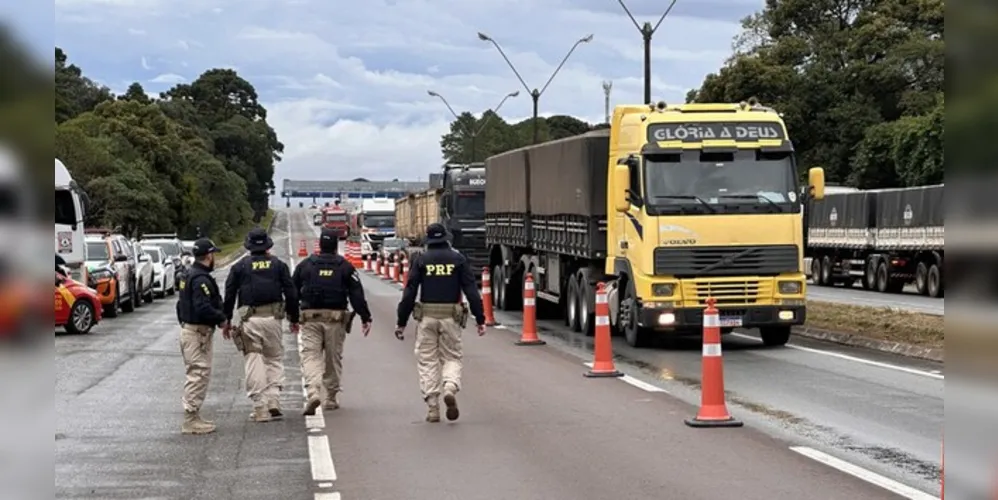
484 100 825 347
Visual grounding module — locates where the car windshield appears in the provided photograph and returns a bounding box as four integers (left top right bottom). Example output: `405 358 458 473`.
324 212 348 222
363 214 394 228
87 241 108 261
148 241 182 256
643 150 798 214
144 248 161 263
454 191 484 216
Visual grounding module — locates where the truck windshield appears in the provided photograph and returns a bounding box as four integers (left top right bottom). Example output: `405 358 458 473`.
324 213 348 222
87 241 108 261
643 150 798 214
454 191 484 216
55 189 76 225
363 215 394 228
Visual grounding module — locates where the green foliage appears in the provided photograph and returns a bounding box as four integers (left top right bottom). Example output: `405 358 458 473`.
440 111 601 163
686 0 944 188
54 48 282 243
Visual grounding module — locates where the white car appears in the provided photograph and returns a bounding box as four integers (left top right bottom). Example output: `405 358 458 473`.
131 241 155 304
143 246 176 298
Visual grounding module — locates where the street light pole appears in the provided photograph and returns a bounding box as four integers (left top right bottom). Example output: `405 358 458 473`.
616 0 678 104
478 32 593 144
428 89 519 162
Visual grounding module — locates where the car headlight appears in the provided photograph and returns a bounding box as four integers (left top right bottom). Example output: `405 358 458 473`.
90 268 113 281
652 283 675 296
778 280 802 294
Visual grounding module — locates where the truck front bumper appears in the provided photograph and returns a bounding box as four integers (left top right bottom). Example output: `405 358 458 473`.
637 303 806 332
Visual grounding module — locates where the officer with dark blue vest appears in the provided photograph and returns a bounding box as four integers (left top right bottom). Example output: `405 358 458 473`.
223 227 299 422
175 237 226 435
396 223 486 423
292 227 372 415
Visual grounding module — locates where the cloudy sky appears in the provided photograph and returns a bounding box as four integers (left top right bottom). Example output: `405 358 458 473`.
50 0 760 191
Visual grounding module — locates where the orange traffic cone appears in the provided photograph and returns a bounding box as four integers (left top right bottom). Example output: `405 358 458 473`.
394 257 403 283
515 273 545 346
365 254 372 273
390 256 398 281
298 239 307 257
313 241 320 255
402 256 409 286
585 282 622 378
481 266 498 326
685 297 742 427
382 256 392 280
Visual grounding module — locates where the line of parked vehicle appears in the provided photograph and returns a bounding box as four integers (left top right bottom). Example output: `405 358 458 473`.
55 232 197 336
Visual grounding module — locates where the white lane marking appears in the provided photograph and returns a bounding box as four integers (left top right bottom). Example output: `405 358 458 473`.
317 482 334 488
315 493 341 500
790 446 939 500
582 362 668 392
307 422 337 482
730 332 943 380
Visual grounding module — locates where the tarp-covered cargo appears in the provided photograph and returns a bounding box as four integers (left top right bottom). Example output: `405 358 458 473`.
484 149 529 213
529 129 610 217
807 191 877 249
873 184 943 250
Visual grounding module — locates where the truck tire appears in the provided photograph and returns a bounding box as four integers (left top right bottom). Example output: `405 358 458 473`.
760 326 791 347
820 256 833 285
121 279 136 313
622 286 652 348
810 258 821 285
863 259 877 290
104 287 120 318
578 278 595 337
490 264 504 311
566 277 581 332
915 262 929 295
927 263 943 298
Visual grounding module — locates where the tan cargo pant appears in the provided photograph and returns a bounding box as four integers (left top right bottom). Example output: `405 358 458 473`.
179 324 214 412
241 316 284 409
299 310 347 401
415 316 463 402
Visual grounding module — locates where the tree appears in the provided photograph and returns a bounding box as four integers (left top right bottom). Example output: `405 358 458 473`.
119 82 152 104
685 0 943 188
439 112 598 163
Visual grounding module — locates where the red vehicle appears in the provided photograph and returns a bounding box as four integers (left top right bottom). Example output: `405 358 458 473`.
322 205 350 238
55 271 102 335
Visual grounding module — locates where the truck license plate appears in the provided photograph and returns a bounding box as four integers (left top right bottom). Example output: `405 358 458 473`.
719 317 743 327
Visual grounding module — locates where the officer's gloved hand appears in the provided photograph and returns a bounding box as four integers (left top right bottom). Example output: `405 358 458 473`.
477 324 486 336
362 322 372 337
394 325 405 341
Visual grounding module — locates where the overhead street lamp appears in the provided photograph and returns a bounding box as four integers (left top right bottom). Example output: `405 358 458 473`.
478 31 593 144
428 89 520 162
616 0 679 104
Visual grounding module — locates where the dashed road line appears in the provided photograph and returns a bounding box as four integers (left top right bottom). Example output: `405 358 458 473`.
581 362 669 393
790 446 939 500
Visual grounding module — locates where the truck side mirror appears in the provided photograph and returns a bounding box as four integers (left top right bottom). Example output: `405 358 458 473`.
613 164 630 212
808 167 825 200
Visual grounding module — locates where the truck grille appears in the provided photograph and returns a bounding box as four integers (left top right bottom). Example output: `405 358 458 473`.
681 279 773 306
653 245 798 277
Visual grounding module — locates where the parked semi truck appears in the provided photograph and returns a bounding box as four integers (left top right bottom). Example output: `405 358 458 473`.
395 164 487 277
804 184 944 297
485 100 826 348
356 198 396 257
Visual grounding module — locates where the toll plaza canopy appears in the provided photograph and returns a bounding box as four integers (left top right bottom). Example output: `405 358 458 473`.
282 179 429 199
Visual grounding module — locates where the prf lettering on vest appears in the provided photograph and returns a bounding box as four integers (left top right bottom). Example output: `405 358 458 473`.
178 279 185 290
251 260 272 271
318 269 334 277
426 264 455 276
200 283 210 295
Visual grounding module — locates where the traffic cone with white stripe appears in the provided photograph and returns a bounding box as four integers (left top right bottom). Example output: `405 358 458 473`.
402 256 410 286
481 266 498 326
394 256 402 283
390 255 398 281
515 273 545 346
374 255 380 275
382 255 392 280
685 297 742 427
298 239 307 257
585 282 622 378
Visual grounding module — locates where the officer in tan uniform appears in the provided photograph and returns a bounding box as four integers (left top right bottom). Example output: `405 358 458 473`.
396 223 486 422
292 227 372 415
175 238 227 435
222 228 300 422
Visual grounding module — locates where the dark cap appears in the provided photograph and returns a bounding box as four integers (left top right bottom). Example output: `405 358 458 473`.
425 223 448 245
192 238 221 257
319 227 339 252
244 227 273 253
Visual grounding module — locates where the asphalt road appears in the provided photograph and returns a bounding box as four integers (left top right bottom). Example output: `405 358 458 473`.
54 209 943 499
806 280 944 315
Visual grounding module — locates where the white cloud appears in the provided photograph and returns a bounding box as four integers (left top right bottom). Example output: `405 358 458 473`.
148 73 185 84
55 0 758 187
140 56 151 69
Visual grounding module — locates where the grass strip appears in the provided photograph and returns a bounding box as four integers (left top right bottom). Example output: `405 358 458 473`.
805 300 944 349
217 210 275 260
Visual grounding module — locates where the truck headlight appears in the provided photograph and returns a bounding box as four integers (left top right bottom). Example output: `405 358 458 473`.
778 281 802 294
652 283 675 296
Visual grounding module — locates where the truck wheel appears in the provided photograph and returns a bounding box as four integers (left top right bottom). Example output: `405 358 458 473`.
621 286 652 348
759 326 791 347
566 277 581 332
66 300 96 335
134 280 144 308
820 256 833 285
578 279 595 337
915 262 929 295
810 258 822 285
863 259 877 290
491 265 504 311
875 262 890 293
104 288 120 318
121 281 136 313
927 263 943 298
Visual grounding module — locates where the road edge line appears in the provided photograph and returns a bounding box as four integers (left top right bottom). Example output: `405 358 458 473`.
789 446 938 500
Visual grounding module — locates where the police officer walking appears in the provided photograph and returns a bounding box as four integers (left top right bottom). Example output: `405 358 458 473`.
292 227 373 415
222 227 300 422
396 223 486 423
175 238 227 435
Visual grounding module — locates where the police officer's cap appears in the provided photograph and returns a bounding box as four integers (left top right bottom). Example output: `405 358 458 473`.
244 227 273 252
192 238 221 257
425 223 449 245
319 227 339 252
